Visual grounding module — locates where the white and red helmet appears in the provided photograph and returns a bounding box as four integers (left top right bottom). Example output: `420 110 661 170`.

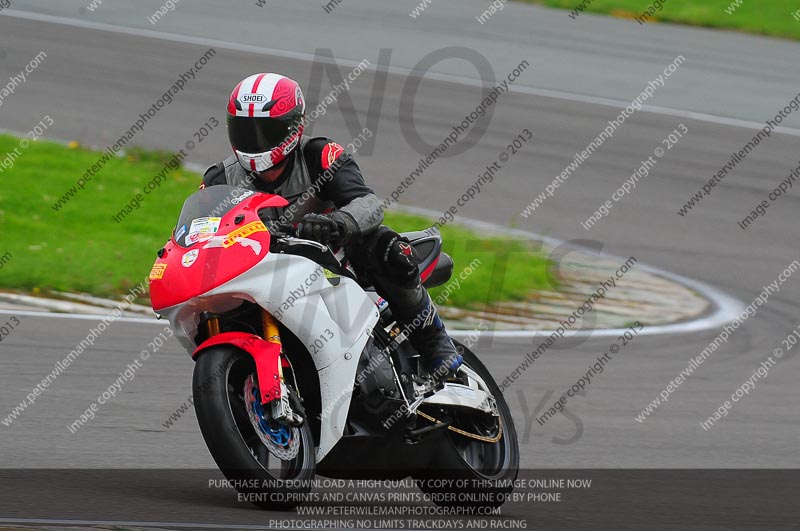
226 73 306 172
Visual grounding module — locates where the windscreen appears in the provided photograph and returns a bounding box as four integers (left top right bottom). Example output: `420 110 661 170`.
172 185 256 248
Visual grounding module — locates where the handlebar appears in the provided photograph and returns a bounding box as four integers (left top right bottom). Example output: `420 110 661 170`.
261 218 339 256
262 219 298 239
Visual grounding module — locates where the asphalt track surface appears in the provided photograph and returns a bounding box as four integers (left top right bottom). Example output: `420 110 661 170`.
1 2 800 529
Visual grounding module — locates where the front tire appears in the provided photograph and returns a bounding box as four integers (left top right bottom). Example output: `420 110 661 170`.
193 346 315 510
416 340 519 509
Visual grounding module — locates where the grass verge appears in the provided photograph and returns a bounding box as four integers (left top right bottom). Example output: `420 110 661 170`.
520 0 800 41
0 135 551 309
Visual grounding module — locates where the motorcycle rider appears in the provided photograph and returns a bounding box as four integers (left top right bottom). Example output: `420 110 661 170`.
201 73 462 380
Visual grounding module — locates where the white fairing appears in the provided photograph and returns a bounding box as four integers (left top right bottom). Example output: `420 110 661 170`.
158 248 380 462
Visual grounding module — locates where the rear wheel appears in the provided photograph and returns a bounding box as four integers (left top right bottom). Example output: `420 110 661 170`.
416 340 519 509
193 346 315 510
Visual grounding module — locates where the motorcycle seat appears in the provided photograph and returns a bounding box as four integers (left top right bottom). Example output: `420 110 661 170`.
399 228 454 289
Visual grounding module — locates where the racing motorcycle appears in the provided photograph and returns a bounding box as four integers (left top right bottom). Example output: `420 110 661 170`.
149 185 519 510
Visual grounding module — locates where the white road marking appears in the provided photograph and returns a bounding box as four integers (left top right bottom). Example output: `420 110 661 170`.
4 8 800 137
0 309 158 324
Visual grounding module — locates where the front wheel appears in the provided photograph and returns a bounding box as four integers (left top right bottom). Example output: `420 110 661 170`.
193 346 315 510
416 339 519 509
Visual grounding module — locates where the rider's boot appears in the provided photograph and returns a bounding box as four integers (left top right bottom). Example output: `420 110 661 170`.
403 293 463 382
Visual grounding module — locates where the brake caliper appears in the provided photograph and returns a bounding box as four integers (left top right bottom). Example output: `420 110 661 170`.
244 375 301 460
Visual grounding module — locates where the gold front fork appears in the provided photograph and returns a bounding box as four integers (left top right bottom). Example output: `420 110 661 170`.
206 316 220 337
262 310 285 381
262 311 282 345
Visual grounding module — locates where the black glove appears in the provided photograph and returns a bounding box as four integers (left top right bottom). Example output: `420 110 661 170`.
296 213 342 246
383 235 419 280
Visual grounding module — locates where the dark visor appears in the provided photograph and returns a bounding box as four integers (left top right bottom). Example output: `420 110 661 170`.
227 115 293 154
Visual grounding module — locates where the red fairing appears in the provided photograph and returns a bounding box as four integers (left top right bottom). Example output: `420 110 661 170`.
193 332 282 404
149 193 289 312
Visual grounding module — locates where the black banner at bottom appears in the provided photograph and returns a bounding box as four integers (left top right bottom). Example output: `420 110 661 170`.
0 469 797 530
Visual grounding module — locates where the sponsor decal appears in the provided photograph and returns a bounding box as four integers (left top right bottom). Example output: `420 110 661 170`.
203 235 262 256
282 134 299 155
239 93 267 105
323 268 341 286
200 221 267 256
222 221 267 246
234 237 263 256
186 217 221 244
231 190 255 205
175 224 187 242
181 249 199 268
149 263 167 280
321 142 344 170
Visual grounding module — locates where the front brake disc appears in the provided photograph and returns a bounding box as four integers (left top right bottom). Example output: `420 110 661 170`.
244 375 300 460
